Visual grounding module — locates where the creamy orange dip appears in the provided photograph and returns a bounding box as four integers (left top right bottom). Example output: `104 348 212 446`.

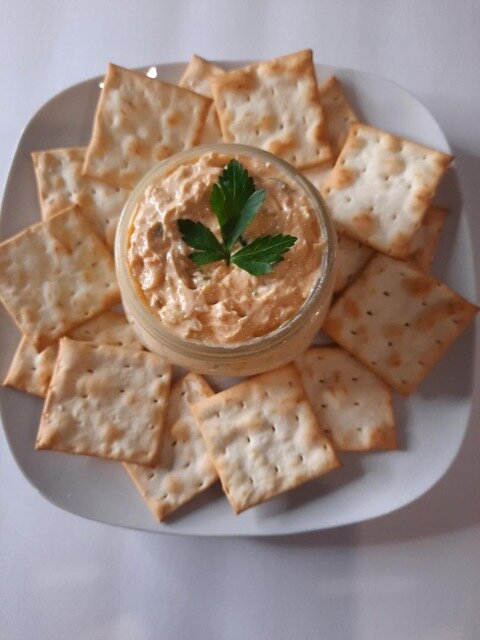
127 153 323 344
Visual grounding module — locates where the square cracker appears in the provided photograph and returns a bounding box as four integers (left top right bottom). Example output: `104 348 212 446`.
302 164 333 193
124 373 218 521
178 55 224 144
3 338 58 398
295 347 396 451
317 76 358 157
334 233 373 293
0 206 120 350
191 363 340 514
178 54 224 97
210 49 332 169
323 253 478 395
32 147 130 249
333 206 447 295
3 311 143 397
302 76 358 190
321 123 452 257
36 338 172 465
408 205 447 272
83 63 212 189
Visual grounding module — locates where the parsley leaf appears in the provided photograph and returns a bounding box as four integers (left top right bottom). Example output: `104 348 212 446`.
177 159 296 275
177 219 227 264
231 234 297 275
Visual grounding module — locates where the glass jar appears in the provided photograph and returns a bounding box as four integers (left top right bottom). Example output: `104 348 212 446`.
115 143 336 376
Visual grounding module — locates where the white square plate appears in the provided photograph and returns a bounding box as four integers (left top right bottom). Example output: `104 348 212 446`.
0 61 477 536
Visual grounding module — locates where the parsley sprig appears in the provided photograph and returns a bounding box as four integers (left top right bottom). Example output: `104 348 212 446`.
177 160 296 276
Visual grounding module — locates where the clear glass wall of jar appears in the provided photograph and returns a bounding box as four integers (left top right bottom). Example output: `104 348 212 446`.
115 144 337 376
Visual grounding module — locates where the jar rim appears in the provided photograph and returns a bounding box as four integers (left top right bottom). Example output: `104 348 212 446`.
115 143 337 361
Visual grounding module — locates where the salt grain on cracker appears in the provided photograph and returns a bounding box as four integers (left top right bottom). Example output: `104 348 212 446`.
323 253 478 394
0 206 120 350
296 346 396 451
36 339 172 465
211 49 332 169
32 147 130 249
191 364 340 514
322 124 452 257
3 311 144 397
124 373 218 521
83 63 212 189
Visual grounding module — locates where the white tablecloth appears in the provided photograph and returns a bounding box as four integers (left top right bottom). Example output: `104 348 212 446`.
1 2 479 638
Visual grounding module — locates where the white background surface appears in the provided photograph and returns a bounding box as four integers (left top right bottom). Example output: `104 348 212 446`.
1 1 479 638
